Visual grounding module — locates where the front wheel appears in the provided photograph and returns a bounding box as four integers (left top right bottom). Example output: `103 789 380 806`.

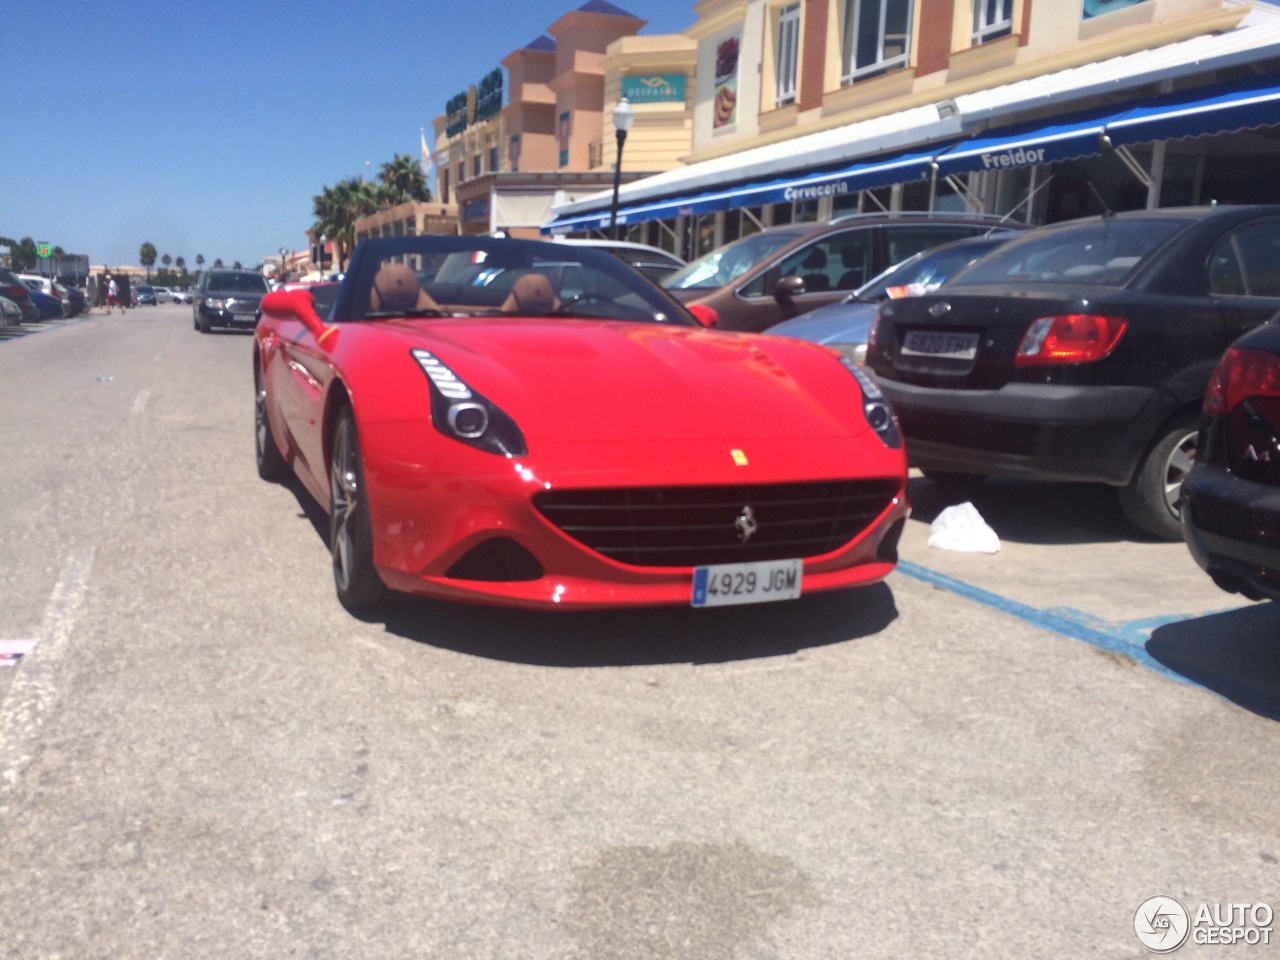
254 362 290 482
329 408 386 612
1118 413 1199 541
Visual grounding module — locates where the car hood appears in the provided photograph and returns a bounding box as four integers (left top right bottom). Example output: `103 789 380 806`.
769 300 879 345
379 317 872 445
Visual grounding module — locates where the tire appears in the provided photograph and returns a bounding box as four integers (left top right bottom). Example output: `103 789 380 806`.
1118 412 1199 541
254 361 291 482
329 407 386 612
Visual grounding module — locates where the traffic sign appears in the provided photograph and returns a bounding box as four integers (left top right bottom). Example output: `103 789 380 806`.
37 243 50 258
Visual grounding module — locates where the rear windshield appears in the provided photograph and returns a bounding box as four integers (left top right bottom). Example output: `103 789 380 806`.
948 218 1191 287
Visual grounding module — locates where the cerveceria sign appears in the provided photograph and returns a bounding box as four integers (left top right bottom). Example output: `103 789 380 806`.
620 74 686 104
446 68 503 137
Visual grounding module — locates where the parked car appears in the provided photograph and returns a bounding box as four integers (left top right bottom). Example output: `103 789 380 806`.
63 283 86 316
135 285 158 306
1181 324 1280 601
0 294 21 327
549 238 686 283
865 205 1280 540
171 288 193 304
0 269 41 323
660 211 1017 332
768 232 1020 366
255 234 907 612
154 287 177 303
23 281 64 320
194 270 270 332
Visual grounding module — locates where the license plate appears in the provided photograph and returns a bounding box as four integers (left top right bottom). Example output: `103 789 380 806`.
901 330 979 360
691 558 802 607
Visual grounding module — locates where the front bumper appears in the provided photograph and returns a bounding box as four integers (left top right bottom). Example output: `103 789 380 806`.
878 379 1156 485
199 305 260 327
360 423 910 610
1181 463 1280 603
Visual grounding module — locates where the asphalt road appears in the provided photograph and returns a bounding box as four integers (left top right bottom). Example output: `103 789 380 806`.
1 304 1277 958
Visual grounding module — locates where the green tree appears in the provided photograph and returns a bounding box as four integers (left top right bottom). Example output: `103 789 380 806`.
377 153 431 205
195 254 205 273
140 242 157 280
12 237 37 271
161 253 172 271
213 258 224 268
233 261 243 270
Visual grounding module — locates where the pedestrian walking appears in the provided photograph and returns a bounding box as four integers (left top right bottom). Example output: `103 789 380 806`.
106 275 119 314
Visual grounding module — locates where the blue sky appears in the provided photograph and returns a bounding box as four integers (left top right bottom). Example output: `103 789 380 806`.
3 1 694 269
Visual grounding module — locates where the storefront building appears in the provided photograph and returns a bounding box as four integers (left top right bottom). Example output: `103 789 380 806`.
429 1 698 238
546 0 1280 257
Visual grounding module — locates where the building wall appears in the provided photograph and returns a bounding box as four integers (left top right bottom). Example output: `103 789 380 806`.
598 34 697 172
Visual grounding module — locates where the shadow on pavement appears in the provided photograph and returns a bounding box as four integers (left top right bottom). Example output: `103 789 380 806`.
908 475 1141 546
377 582 899 667
1147 603 1280 721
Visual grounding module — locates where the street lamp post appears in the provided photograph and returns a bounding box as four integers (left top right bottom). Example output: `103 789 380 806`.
279 247 288 284
609 98 634 241
318 234 326 277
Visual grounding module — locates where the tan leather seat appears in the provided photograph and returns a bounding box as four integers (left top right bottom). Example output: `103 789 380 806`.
500 273 560 314
370 262 440 312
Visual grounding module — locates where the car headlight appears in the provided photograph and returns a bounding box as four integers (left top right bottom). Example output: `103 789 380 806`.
204 297 226 309
840 357 901 449
412 349 527 457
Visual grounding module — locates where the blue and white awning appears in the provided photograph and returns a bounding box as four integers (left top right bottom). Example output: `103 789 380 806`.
544 145 942 234
934 71 1280 177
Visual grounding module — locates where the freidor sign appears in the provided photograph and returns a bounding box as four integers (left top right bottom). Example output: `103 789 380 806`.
981 147 1047 169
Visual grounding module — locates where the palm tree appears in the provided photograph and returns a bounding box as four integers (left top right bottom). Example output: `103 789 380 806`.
140 243 157 280
378 153 431 205
213 258 224 268
195 254 205 273
161 253 172 271
312 177 377 271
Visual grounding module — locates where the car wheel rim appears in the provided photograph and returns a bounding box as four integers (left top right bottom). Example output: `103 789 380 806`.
1163 430 1198 515
331 421 358 592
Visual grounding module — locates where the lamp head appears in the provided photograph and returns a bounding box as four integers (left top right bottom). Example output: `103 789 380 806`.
613 97 635 133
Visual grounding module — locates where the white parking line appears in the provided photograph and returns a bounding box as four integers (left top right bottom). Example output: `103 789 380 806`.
0 547 95 800
131 388 150 415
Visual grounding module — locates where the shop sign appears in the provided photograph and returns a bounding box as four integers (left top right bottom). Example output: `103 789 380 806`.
621 74 686 104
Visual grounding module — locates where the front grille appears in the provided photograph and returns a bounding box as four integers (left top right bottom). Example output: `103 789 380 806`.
534 479 899 568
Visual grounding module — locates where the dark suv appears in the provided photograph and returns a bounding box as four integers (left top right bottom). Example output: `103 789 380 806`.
660 212 1019 332
194 270 270 333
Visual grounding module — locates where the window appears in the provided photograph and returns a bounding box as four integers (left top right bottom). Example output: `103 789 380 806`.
775 3 800 107
1211 220 1280 298
972 0 1013 45
442 170 450 204
473 154 482 178
457 162 464 185
489 146 499 173
769 232 873 293
841 0 912 84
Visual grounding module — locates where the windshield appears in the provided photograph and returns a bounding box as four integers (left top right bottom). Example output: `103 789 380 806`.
338 235 698 325
661 230 801 291
854 237 1012 301
207 272 269 294
950 219 1191 287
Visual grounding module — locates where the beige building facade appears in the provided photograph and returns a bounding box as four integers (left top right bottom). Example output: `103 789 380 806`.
550 0 1280 257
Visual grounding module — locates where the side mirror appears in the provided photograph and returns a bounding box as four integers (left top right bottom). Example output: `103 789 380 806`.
262 288 336 347
687 304 719 328
774 275 806 300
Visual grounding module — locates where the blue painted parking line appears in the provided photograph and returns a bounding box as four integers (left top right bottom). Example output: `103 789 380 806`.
894 560 1197 686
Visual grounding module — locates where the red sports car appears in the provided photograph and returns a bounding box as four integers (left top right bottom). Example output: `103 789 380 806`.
255 235 908 611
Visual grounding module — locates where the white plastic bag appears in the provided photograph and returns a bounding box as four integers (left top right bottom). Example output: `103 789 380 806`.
926 501 1000 554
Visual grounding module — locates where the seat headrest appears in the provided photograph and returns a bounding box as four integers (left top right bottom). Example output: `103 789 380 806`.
371 263 436 312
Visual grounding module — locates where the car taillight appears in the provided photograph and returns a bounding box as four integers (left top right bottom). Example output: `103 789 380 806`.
6 284 26 298
1204 347 1280 416
1015 314 1127 365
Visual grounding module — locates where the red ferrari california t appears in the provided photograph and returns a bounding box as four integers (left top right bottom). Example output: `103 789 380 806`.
254 235 907 611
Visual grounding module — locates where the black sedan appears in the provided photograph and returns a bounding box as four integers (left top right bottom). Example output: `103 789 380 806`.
865 205 1280 540
1182 325 1280 601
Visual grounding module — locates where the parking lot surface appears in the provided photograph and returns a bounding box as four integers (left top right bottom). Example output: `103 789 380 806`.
0 305 1276 958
